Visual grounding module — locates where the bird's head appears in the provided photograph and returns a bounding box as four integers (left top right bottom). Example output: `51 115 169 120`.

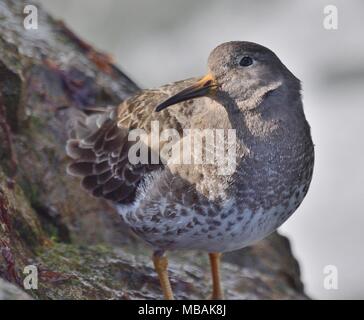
156 41 300 113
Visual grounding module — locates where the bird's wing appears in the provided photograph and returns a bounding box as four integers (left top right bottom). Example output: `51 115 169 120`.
66 80 198 204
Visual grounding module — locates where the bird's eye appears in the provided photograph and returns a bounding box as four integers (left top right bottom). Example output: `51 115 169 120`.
239 56 253 67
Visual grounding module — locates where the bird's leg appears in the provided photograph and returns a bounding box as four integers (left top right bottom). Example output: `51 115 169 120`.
209 252 224 300
153 251 174 300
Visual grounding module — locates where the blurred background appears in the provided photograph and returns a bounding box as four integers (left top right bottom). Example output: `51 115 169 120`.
38 0 364 299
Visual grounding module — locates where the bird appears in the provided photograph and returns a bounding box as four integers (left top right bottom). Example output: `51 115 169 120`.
66 41 314 300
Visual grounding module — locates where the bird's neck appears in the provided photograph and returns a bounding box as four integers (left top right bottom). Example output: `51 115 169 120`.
222 89 309 150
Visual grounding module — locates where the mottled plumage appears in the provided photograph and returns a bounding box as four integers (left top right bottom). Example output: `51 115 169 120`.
66 41 314 299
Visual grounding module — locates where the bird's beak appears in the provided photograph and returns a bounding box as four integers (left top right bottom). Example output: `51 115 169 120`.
155 73 217 112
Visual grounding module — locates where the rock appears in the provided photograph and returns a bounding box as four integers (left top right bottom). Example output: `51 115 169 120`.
0 278 32 300
0 0 308 300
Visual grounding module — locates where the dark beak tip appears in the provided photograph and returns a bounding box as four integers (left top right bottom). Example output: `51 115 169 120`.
154 76 215 112
155 103 165 112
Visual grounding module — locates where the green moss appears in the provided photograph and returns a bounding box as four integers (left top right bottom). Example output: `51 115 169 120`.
18 178 41 207
11 210 41 250
28 115 44 131
32 243 119 299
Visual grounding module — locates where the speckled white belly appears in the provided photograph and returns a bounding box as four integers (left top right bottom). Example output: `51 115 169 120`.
117 183 308 253
168 187 306 252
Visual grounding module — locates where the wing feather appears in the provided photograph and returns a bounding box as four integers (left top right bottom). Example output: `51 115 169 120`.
66 80 199 204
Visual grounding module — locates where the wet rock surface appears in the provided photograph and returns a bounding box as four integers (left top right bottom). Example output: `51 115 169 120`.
0 0 308 300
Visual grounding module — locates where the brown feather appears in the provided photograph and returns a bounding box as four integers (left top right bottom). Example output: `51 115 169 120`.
66 80 195 204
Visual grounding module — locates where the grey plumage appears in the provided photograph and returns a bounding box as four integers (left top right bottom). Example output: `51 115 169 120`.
66 41 314 255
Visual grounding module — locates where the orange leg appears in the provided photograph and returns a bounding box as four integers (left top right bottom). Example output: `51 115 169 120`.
209 252 224 299
153 252 174 300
